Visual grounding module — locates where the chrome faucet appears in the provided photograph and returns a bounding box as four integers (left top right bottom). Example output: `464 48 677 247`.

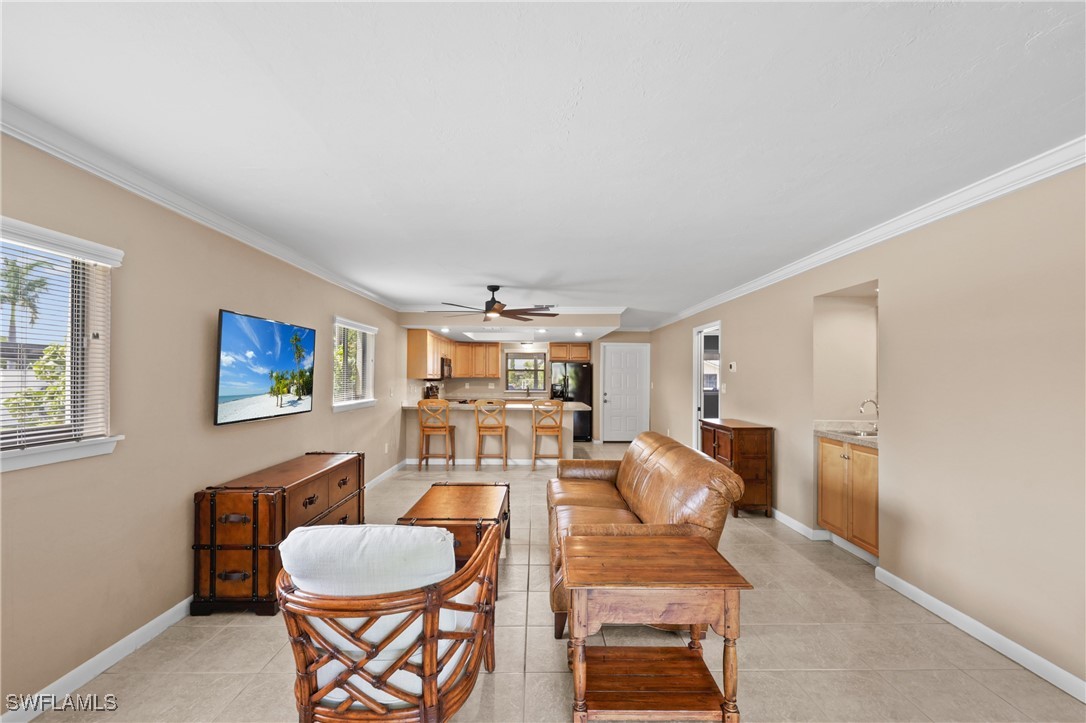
860 399 879 431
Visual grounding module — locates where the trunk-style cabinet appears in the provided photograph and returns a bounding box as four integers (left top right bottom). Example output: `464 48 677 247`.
817 438 878 555
192 452 364 615
700 419 774 517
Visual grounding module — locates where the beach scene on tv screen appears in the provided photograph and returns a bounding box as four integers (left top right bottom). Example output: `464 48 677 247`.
217 312 315 424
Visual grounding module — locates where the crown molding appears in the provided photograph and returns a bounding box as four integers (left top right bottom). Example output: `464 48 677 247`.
658 135 1086 329
1 102 400 310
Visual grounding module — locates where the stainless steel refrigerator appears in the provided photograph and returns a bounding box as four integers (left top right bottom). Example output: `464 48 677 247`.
550 362 592 442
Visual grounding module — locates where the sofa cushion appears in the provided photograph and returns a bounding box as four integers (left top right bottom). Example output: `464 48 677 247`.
549 504 641 568
547 478 630 511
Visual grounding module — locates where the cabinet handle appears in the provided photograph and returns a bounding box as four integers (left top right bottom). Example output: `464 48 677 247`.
302 494 319 508
217 570 250 581
217 513 250 524
337 477 349 489
337 514 349 525
842 455 850 460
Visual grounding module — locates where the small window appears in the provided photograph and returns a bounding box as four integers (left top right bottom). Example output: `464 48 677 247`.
1 218 123 466
332 317 377 411
506 352 546 391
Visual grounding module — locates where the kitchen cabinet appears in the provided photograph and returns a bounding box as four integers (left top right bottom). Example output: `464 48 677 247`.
450 341 501 379
699 419 774 517
407 329 453 380
453 343 473 379
550 342 591 362
485 343 501 377
817 437 878 555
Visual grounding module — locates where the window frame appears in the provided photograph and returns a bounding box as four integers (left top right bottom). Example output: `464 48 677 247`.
505 351 547 392
0 217 124 472
332 316 378 413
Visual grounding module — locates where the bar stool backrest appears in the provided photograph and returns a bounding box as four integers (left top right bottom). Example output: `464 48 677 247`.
418 399 451 429
475 399 507 428
532 399 564 429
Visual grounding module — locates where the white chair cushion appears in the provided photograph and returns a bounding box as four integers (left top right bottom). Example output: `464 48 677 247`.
279 524 478 709
279 523 455 596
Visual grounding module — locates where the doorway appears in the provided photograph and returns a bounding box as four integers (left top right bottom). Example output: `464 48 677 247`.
600 343 651 442
693 322 721 442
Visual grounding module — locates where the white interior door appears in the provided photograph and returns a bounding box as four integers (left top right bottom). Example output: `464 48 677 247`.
601 343 650 442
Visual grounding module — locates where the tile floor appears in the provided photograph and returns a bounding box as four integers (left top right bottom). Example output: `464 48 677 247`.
41 443 1085 722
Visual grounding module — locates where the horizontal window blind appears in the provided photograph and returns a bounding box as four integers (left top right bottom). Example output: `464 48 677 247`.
333 317 377 406
1 238 113 450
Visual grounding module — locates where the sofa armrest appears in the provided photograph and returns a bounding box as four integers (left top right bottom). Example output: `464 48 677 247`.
556 459 620 482
566 523 704 538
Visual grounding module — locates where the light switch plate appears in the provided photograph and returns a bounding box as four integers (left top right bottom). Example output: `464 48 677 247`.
728 361 737 372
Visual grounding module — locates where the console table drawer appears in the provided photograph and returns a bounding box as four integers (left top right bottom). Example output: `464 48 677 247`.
287 473 330 529
328 464 359 508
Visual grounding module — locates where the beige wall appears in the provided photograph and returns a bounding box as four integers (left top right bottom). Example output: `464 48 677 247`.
813 294 878 420
0 136 409 697
650 168 1085 678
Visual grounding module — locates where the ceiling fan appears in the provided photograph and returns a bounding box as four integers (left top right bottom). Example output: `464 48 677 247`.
436 285 558 322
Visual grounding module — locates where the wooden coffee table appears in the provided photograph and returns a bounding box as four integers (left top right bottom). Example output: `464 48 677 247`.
396 482 510 567
562 535 753 722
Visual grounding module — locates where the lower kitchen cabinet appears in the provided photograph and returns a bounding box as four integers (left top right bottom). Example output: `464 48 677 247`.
817 437 878 556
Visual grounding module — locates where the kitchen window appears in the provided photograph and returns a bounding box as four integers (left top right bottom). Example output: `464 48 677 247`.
332 316 377 411
506 352 546 392
0 218 124 471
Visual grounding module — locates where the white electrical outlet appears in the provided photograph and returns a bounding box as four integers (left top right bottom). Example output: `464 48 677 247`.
728 361 737 372
721 383 726 394
465 382 470 389
383 442 389 454
488 382 495 389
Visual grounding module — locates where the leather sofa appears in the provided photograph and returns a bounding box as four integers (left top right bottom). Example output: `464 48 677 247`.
547 431 745 637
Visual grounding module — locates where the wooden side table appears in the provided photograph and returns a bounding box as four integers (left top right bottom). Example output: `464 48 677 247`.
562 535 753 722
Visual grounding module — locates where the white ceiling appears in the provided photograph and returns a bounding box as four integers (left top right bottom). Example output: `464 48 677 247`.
3 3 1083 329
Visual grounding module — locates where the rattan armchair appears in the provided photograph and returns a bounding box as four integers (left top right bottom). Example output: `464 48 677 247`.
276 525 502 722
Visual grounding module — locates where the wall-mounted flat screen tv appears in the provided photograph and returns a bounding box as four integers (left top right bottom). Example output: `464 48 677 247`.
215 310 316 425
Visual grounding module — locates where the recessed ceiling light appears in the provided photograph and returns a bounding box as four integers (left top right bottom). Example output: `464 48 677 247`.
440 327 450 333
574 330 584 337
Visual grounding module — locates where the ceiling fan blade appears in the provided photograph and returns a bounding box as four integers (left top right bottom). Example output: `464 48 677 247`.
441 302 485 311
501 314 535 322
500 307 557 315
442 312 479 317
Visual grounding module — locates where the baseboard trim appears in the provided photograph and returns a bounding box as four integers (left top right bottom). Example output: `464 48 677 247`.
829 533 879 566
875 567 1086 703
0 596 193 722
366 460 406 489
771 508 831 541
402 458 558 467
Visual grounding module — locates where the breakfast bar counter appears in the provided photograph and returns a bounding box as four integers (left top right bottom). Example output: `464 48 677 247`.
401 400 589 465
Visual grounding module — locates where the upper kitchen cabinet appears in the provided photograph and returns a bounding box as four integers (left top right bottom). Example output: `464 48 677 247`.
407 329 451 380
451 341 501 379
550 342 590 362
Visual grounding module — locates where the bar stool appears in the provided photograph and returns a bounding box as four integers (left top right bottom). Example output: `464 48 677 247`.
531 399 564 471
417 399 456 470
474 399 508 471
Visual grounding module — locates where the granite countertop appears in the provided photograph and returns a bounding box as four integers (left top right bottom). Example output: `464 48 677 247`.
402 400 591 412
814 421 879 449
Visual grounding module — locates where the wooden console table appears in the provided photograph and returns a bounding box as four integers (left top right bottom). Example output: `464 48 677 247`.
562 535 752 722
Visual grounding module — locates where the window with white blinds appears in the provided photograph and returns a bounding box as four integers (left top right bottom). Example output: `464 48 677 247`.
1 219 122 454
332 317 377 411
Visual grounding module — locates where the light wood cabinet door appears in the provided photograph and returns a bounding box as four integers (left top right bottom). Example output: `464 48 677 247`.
454 343 473 379
817 438 848 538
407 329 437 379
485 343 501 378
569 343 591 362
848 445 879 555
471 344 488 377
550 343 570 361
